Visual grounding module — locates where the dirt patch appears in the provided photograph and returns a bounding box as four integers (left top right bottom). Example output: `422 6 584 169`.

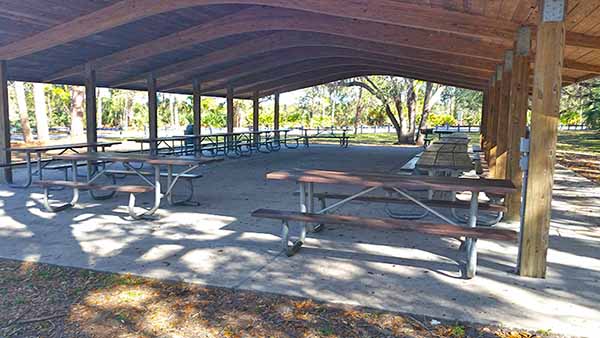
0 259 566 338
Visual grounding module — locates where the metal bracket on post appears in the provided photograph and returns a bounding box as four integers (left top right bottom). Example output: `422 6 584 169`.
542 0 565 22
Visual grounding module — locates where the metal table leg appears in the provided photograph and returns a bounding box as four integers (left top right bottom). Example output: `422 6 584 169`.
42 161 80 212
128 165 162 220
465 191 479 279
9 152 33 188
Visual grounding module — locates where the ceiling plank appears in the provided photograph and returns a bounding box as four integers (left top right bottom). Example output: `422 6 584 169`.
112 31 498 88
161 47 493 92
226 64 486 96
46 7 508 82
243 68 485 98
0 0 522 60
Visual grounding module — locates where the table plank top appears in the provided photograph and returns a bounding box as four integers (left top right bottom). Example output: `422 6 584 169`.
53 152 222 166
267 169 516 194
416 152 474 171
424 143 468 153
4 141 121 153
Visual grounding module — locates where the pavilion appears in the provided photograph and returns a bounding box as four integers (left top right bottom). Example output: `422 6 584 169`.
0 0 598 279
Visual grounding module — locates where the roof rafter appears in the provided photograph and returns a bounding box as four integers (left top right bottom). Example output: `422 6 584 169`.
162 47 493 92
113 31 499 89
0 0 521 61
45 7 508 82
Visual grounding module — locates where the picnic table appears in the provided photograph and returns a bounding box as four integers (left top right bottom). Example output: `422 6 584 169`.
299 128 351 148
36 152 221 219
254 169 517 278
3 141 121 188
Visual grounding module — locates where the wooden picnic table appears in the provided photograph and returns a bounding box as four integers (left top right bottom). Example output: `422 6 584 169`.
41 152 221 219
263 169 516 278
3 141 121 188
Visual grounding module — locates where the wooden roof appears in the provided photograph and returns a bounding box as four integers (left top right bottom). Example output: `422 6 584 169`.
0 1 599 98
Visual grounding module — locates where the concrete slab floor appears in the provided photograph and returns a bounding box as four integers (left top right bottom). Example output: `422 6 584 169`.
0 145 598 337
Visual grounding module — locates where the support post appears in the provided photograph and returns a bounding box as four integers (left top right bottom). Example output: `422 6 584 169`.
489 66 503 178
85 63 97 151
193 79 201 136
253 91 260 146
519 0 566 278
0 60 11 183
480 88 489 149
226 86 234 133
484 76 496 157
147 74 158 154
274 92 280 131
506 27 531 222
495 51 514 179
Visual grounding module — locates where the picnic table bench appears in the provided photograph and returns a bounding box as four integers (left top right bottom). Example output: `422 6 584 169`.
253 169 517 278
2 141 121 188
35 152 221 219
300 128 352 148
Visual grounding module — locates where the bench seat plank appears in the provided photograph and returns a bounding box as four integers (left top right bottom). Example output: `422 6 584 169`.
34 180 153 193
252 208 518 242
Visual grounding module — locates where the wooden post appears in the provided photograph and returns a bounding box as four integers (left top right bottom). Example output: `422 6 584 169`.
253 91 260 132
253 91 259 146
226 86 234 133
85 63 97 151
147 74 158 153
495 51 514 179
0 60 11 183
484 76 496 157
193 79 201 136
274 92 280 131
519 0 566 278
488 66 503 177
506 27 531 222
480 88 489 149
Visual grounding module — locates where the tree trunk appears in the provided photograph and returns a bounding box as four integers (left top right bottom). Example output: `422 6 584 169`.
32 83 50 143
404 80 417 144
384 104 402 143
353 87 363 135
14 82 33 143
416 82 434 145
70 86 85 139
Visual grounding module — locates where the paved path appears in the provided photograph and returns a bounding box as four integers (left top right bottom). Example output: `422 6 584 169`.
0 145 598 337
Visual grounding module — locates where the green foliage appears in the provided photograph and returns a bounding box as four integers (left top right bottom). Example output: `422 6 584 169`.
428 113 457 127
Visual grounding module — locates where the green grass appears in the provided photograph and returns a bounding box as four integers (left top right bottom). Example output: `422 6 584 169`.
557 131 600 155
351 130 599 156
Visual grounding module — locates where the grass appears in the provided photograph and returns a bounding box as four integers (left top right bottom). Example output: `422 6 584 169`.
557 131 600 155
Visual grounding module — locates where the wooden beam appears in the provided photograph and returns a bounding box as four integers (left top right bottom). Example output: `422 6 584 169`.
505 27 531 222
0 60 11 183
252 91 260 147
228 62 486 97
111 32 501 88
46 7 507 81
0 0 521 61
161 46 492 92
85 63 97 150
480 88 489 150
196 57 489 95
193 79 202 136
519 0 566 279
239 66 485 98
495 51 514 180
147 74 158 153
488 67 503 177
274 93 280 131
226 86 234 133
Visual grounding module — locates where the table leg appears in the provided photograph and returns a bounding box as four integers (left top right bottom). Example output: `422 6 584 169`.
465 191 479 279
41 160 80 212
128 165 162 220
9 152 33 188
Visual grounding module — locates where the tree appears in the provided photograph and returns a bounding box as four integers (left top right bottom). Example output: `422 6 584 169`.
32 83 50 142
342 76 416 144
416 82 442 144
14 82 33 143
70 86 85 138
